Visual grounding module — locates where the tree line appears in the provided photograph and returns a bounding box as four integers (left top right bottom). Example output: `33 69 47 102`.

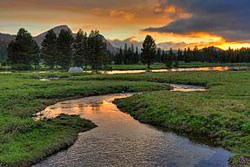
7 28 109 70
5 28 250 70
113 37 250 69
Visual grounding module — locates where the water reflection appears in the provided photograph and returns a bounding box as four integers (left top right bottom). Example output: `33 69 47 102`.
170 84 206 92
91 66 248 75
35 94 231 167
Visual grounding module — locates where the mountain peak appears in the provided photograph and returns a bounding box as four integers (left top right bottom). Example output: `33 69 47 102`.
34 25 72 45
49 25 72 33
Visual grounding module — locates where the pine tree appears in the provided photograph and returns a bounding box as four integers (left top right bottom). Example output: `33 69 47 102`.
41 30 57 69
164 48 174 68
114 47 123 64
186 47 192 63
119 47 124 64
161 50 165 63
56 29 73 69
183 48 187 62
127 46 133 64
135 46 139 63
73 29 88 68
156 48 162 62
141 35 156 69
130 44 136 64
124 43 128 64
7 28 39 70
193 46 199 61
88 30 109 70
175 49 182 67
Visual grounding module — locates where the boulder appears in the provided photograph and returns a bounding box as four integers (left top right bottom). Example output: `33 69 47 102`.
68 67 84 73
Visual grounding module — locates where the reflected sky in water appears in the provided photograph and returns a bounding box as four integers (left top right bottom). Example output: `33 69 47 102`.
91 66 248 75
35 94 231 167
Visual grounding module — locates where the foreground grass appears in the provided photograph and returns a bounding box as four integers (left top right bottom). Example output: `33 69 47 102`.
0 73 169 166
1 70 250 166
106 71 250 166
36 70 250 165
0 115 96 167
59 70 250 166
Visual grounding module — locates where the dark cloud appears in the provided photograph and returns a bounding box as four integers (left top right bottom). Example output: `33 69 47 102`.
144 0 250 41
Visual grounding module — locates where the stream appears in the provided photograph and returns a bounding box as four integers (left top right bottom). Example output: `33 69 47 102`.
34 85 231 167
89 66 249 74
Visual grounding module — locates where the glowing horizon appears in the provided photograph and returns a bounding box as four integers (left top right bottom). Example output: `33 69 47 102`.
1 0 250 50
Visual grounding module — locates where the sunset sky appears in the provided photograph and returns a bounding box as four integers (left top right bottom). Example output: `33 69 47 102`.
1 0 250 49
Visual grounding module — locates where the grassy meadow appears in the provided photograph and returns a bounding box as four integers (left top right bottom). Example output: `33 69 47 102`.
62 70 250 166
0 70 249 166
0 72 168 166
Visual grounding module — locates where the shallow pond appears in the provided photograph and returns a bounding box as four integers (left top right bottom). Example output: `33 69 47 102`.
34 92 231 167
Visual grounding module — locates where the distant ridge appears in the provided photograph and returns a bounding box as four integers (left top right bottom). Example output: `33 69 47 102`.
200 46 224 52
0 25 119 54
0 33 15 43
34 25 72 46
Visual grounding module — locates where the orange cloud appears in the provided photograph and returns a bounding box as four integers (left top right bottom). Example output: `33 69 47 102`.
109 10 135 21
1 0 250 50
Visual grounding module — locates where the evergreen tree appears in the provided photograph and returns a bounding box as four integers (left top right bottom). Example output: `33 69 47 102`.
72 29 88 68
130 44 136 64
141 35 156 69
88 30 109 70
193 46 199 61
161 50 165 63
115 47 124 64
127 46 133 64
56 29 73 69
41 30 57 69
135 46 140 63
174 49 182 67
124 43 128 64
164 48 174 68
7 28 39 70
0 43 8 66
183 48 187 62
186 47 192 62
155 48 162 62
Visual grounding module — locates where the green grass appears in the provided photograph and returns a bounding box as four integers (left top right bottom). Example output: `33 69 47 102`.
0 73 169 166
105 71 250 166
34 70 250 166
1 70 250 166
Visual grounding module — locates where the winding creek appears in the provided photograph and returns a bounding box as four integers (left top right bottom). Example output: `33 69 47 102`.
34 85 232 167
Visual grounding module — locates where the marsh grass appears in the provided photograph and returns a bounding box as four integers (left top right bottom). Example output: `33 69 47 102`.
1 70 250 166
0 73 169 166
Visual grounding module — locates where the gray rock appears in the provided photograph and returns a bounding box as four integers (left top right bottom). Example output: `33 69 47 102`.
68 67 84 73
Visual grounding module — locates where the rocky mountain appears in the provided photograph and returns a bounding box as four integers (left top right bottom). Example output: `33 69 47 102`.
34 25 72 46
0 33 15 43
0 25 119 55
34 25 118 54
200 46 224 52
108 37 142 49
0 34 15 60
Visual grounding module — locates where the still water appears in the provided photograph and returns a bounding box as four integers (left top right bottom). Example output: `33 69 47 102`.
93 66 248 74
35 92 231 167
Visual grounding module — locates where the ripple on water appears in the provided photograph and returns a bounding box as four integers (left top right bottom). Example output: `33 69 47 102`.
34 94 231 167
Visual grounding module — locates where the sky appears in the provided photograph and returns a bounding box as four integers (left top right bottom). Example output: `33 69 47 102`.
1 0 250 49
